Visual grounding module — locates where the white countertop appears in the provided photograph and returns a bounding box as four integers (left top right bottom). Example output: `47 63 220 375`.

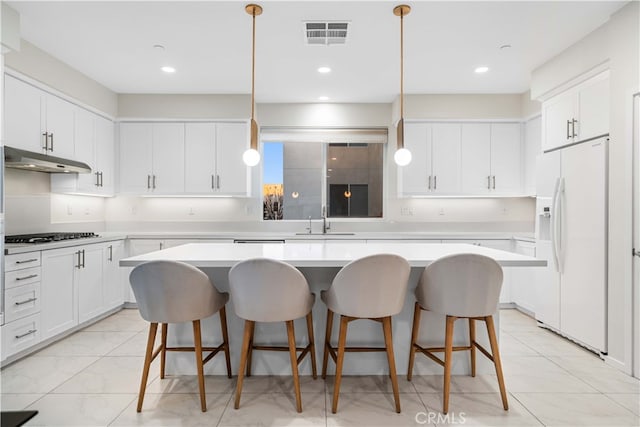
120 242 546 268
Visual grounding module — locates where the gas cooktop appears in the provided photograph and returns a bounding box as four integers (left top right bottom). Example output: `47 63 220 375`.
5 232 100 244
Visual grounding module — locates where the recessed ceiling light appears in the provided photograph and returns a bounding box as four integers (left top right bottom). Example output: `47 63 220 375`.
317 66 331 73
500 44 512 50
161 66 176 73
331 157 337 160
318 96 329 101
153 44 165 51
474 66 489 73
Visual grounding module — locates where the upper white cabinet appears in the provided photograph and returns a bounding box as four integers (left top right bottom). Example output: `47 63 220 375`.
184 122 249 195
51 112 115 196
542 70 609 152
4 74 74 158
399 122 461 196
119 122 185 194
460 123 522 195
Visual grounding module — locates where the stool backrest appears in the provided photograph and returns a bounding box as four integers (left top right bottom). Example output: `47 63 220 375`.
327 254 411 318
416 253 503 317
229 258 312 322
130 260 223 323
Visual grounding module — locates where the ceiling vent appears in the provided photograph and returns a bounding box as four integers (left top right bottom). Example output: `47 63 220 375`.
304 22 349 45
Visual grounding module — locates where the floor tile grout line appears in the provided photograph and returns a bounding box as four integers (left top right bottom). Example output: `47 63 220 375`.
214 392 234 427
106 393 138 427
599 391 640 418
508 390 548 426
542 353 605 394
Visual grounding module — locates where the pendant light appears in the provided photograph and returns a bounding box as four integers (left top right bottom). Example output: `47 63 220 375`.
243 3 263 167
393 4 412 166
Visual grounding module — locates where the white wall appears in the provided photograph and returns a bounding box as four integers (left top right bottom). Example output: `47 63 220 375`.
118 94 250 119
4 40 117 117
531 1 640 373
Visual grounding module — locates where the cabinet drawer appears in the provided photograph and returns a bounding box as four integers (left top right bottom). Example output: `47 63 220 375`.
5 267 42 290
1 313 41 360
4 283 41 323
5 253 41 272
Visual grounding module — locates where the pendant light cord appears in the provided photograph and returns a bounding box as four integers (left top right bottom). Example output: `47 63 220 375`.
400 9 404 121
251 10 256 121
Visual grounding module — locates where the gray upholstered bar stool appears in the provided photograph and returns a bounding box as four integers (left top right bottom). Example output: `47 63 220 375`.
229 258 317 413
321 254 411 414
407 253 508 414
129 260 232 413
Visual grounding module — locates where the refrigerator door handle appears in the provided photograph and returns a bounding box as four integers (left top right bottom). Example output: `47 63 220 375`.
556 178 566 274
551 178 561 273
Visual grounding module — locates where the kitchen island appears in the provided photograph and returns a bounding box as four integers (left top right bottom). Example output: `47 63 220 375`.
120 241 545 376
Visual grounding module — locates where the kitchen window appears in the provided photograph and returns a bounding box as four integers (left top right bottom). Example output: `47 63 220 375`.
261 128 386 220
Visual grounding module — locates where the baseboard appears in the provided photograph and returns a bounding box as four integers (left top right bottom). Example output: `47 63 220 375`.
603 355 631 375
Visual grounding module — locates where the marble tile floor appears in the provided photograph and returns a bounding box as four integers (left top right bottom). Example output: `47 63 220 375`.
0 308 638 426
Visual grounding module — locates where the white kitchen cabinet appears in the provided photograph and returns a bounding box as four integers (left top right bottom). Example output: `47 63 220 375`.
398 122 461 196
1 313 41 362
461 123 522 195
119 122 185 194
510 240 536 313
41 247 79 339
184 122 249 195
103 240 125 310
523 116 541 196
77 245 105 323
4 74 75 158
51 109 117 196
542 70 609 152
4 74 45 153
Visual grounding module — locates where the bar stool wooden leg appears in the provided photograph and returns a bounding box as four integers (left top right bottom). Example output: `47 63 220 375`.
137 322 158 412
192 320 207 412
322 309 334 379
160 323 168 379
246 321 255 377
331 315 349 414
469 318 476 378
286 320 303 413
383 316 401 413
486 315 509 410
407 302 422 381
443 316 456 414
235 320 254 409
306 311 318 379
219 306 233 379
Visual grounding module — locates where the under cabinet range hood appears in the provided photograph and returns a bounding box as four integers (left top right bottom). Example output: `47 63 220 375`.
4 146 91 173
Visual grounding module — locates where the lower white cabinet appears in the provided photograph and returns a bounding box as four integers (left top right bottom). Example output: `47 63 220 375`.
41 247 79 340
77 245 105 323
510 240 536 313
1 313 41 361
104 240 125 310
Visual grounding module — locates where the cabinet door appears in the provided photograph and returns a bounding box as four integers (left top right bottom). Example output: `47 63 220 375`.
45 94 76 159
511 241 536 313
103 241 125 310
41 248 78 339
490 123 522 194
78 245 104 323
576 72 609 141
461 123 491 194
185 123 216 193
215 122 249 195
74 108 98 192
398 122 431 195
95 116 115 195
542 91 575 152
125 239 165 303
152 123 185 193
119 123 153 193
431 123 461 194
523 116 541 196
4 75 45 153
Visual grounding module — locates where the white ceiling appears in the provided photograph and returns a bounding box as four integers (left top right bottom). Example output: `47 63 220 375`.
8 1 627 103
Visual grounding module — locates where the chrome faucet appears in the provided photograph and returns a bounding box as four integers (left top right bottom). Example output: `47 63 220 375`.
322 206 330 234
307 216 312 234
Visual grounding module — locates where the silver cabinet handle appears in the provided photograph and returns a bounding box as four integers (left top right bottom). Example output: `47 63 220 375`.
76 251 82 269
633 249 640 258
108 245 113 261
15 329 37 339
95 172 100 187
16 258 38 265
16 274 38 281
434 175 437 190
152 175 156 189
572 118 578 138
49 133 54 151
216 175 220 189
42 132 49 150
15 297 37 306
492 175 496 189
487 176 491 189
147 175 151 189
99 172 103 187
211 175 215 190
428 175 431 190
159 242 164 250
566 120 571 140
81 249 85 268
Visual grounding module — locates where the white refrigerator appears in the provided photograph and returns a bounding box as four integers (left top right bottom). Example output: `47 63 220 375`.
535 136 608 354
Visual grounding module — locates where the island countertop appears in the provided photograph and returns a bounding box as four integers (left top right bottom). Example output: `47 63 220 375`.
120 241 546 268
